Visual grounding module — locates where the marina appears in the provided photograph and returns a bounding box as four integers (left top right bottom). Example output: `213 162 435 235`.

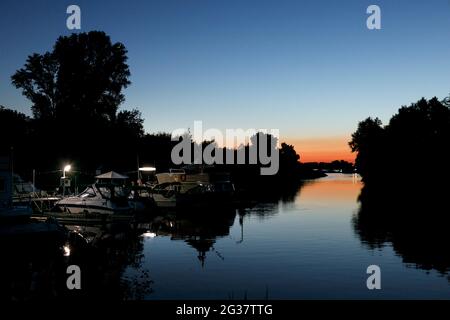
3 158 244 223
2 0 450 305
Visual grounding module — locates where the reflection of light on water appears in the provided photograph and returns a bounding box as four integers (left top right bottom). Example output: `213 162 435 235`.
63 245 71 257
142 232 156 238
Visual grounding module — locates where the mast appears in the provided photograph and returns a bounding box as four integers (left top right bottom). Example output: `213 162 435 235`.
137 153 141 182
10 146 14 206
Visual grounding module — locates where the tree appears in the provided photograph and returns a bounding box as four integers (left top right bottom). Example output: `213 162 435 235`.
280 143 300 163
10 53 58 120
0 106 33 175
11 31 130 123
385 97 450 180
0 106 30 148
350 96 450 188
116 109 145 139
349 117 385 183
10 31 133 173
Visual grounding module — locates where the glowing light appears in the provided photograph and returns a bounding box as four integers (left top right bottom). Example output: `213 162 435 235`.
142 232 157 238
64 165 71 173
139 167 156 172
63 245 71 257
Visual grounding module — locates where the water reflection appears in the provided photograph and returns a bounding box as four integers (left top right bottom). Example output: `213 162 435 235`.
65 222 152 300
147 209 236 267
353 185 450 276
0 182 303 300
0 221 67 300
139 187 303 268
6 175 450 300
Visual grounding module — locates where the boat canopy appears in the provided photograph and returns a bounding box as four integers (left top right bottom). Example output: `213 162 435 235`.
95 171 129 180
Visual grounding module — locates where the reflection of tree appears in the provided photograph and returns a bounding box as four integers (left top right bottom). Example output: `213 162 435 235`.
353 185 450 277
121 268 153 300
151 209 236 267
149 182 304 266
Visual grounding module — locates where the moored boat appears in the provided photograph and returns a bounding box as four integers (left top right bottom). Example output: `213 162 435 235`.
151 169 235 209
54 183 132 215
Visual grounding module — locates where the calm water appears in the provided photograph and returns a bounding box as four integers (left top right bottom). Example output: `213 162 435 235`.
121 174 450 299
3 173 450 300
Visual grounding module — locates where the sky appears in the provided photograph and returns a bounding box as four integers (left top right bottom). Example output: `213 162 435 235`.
1 0 450 162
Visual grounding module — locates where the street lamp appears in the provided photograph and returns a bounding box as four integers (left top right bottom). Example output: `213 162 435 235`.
137 167 156 184
62 164 71 196
63 164 71 178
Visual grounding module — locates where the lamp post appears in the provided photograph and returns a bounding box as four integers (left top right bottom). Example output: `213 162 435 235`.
139 167 156 185
62 164 71 196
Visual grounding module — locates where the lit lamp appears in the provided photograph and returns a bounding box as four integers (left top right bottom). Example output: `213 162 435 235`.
62 164 71 196
63 164 71 178
137 167 156 185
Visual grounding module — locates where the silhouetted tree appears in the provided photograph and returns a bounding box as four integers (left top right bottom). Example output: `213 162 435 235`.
12 31 130 123
279 143 300 176
351 96 450 278
0 106 30 148
9 31 137 177
386 97 450 180
138 133 175 173
349 117 385 183
350 95 450 197
116 109 145 139
5 31 325 190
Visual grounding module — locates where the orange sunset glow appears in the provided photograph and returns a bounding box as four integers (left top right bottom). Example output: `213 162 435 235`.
285 136 355 163
295 177 362 205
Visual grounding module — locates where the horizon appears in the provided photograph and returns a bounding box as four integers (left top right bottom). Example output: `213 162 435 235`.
1 0 450 163
3 0 450 305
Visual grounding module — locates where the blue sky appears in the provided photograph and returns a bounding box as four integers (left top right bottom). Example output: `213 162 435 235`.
1 0 450 160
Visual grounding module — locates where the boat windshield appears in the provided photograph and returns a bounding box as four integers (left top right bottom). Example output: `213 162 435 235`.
114 186 128 197
97 185 129 199
79 186 96 198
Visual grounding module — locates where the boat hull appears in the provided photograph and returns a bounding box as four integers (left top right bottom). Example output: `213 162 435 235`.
55 199 132 215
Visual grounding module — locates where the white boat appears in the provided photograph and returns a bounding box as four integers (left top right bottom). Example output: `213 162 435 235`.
151 182 195 208
151 178 235 209
54 183 132 215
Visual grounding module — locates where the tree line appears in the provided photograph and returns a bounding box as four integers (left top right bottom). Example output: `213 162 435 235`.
1 31 325 191
350 95 450 202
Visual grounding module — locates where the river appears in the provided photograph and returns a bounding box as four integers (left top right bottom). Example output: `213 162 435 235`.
3 173 450 299
120 173 450 299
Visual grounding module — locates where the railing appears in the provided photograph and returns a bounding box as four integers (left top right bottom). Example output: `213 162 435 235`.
13 191 61 213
